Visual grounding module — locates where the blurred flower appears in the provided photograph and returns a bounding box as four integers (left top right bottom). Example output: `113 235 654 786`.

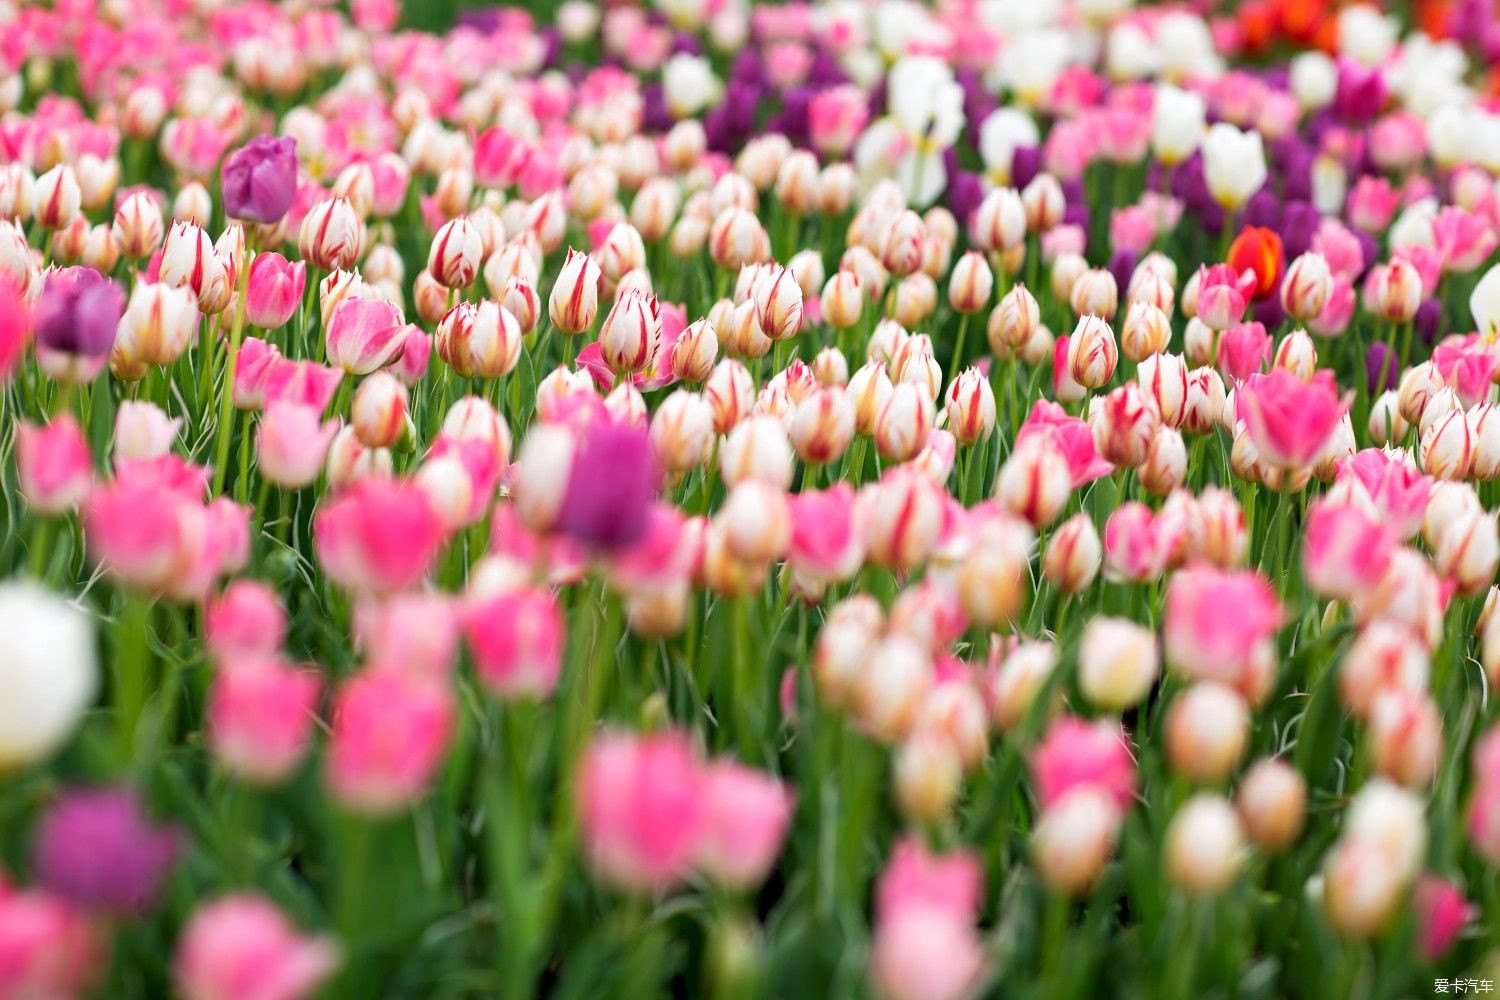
33 786 178 914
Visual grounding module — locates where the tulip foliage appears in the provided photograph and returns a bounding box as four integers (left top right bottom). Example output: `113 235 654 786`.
10 1 1500 998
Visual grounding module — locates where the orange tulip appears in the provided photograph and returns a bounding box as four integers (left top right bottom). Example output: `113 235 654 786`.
1227 226 1285 300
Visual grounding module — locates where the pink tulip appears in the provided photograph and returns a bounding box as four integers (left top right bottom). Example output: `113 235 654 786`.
233 336 283 411
1104 502 1178 582
463 587 564 699
1431 343 1500 409
16 414 93 515
84 472 201 594
578 729 704 892
1235 369 1344 470
207 658 322 784
313 479 447 596
263 358 343 416
0 879 104 998
174 894 339 1000
1195 263 1256 331
869 900 985 1000
1017 401 1113 488
416 435 503 529
205 580 286 664
326 668 455 815
391 325 431 385
1308 276 1355 337
1030 717 1136 812
257 403 340 489
1217 321 1271 382
0 276 31 382
606 503 701 596
245 252 305 330
325 297 407 375
1432 205 1497 274
1335 448 1431 541
352 593 459 679
875 837 984 923
1469 727 1500 862
694 761 794 889
1414 876 1472 961
787 483 865 588
1163 565 1281 687
112 400 181 463
1302 498 1396 602
1346 174 1400 232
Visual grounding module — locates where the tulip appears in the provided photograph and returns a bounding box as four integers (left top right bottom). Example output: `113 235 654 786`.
1237 758 1307 851
159 221 231 314
1226 226 1284 299
1067 315 1118 388
112 189 164 258
464 587 564 699
1151 84 1206 165
221 135 297 224
33 267 125 383
351 372 409 450
245 253 306 330
873 381 935 463
298 197 363 272
204 581 285 665
0 580 99 769
1165 795 1244 897
971 187 1026 252
789 387 856 465
1201 123 1267 211
257 404 340 489
579 729 704 892
33 164 81 230
1078 617 1158 712
996 435 1072 528
1302 498 1395 601
1281 252 1332 321
695 761 794 889
1031 786 1121 896
33 786 179 915
1163 565 1281 691
325 297 407 375
16 415 92 515
175 895 339 1000
326 668 454 815
314 480 446 595
1235 370 1343 470
436 300 523 380
1165 681 1249 782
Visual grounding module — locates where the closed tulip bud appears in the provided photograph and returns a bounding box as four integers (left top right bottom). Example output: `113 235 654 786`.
972 187 1027 251
1423 482 1483 552
704 358 755 434
1093 382 1160 467
1434 508 1500 596
79 225 117 274
1128 262 1176 315
485 242 541 293
33 164 80 230
754 266 803 342
874 382 935 463
862 468 946 573
720 414 793 490
943 369 996 445
1183 316 1216 368
410 269 448 325
718 480 791 565
16 415 93 515
1182 366 1227 435
427 217 483 289
1420 407 1473 481
880 210 926 277
257 403 340 489
1367 390 1408 445
0 162 33 219
1042 513 1102 593
812 347 849 389
1166 796 1244 897
774 150 819 214
1364 260 1422 322
1022 174 1066 232
1140 426 1187 494
724 298 771 359
1367 689 1442 788
298 197 364 272
650 390 715 473
1032 787 1121 896
1236 758 1306 851
1398 362 1443 425
668 215 708 257
1068 315 1118 388
955 517 1032 626
1272 328 1318 380
172 181 212 226
351 372 408 449
1469 404 1500 481
841 244 888 301
1070 268 1119 319
790 387 856 465
630 179 679 242
111 190 164 259
997 435 1072 527
1196 487 1249 567
987 284 1039 356
851 635 934 743
1079 617 1159 711
820 269 863 329
160 220 231 314
1136 352 1188 428
847 359 895 436
1338 620 1429 719
112 281 199 371
893 733 962 823
326 297 407 375
49 216 88 265
786 250 825 301
659 319 712 385
112 401 180 463
596 224 647 291
436 300 523 379
891 273 937 328
1166 682 1248 782
947 252 993 314
709 207 770 270
1281 252 1333 321
597 290 662 374
816 163 855 214
1119 301 1169 362
547 248 603 335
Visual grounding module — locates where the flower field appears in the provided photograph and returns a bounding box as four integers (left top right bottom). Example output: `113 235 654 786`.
6 0 1500 996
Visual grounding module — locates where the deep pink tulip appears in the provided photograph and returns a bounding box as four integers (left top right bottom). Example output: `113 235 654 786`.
1335 448 1432 541
207 658 322 785
16 414 93 515
1030 717 1136 812
0 276 29 382
1195 263 1256 331
1414 876 1472 961
1163 565 1281 686
1104 502 1178 582
313 479 447 596
174 894 339 1000
694 761 794 890
1235 369 1344 470
578 729 705 892
463 587 564 699
1302 499 1396 602
233 336 284 411
0 879 103 997
875 837 984 924
205 580 286 664
245 252 305 330
262 358 343 415
353 593 459 679
787 483 865 587
326 668 455 815
325 297 407 375
1017 401 1113 488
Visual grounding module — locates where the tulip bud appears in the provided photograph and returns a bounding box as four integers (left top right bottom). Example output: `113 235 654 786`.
352 372 408 449
650 390 716 473
428 216 483 289
971 187 1026 251
1032 787 1120 896
1281 252 1332 321
943 369 996 445
436 300 523 379
298 197 364 272
547 247 603 335
718 480 791 565
1119 301 1169 362
1165 796 1244 897
790 387 856 465
880 210 926 277
1368 689 1442 788
1079 617 1159 711
1364 390 1408 446
1067 315 1118 388
850 635 933 743
1398 361 1443 425
709 207 770 270
33 164 81 230
258 403 340 488
1338 620 1429 719
720 414 793 490
955 517 1032 626
1022 174 1065 232
1420 407 1473 481
1272 328 1318 380
753 266 803 342
893 733 962 822
160 220 231 314
873 382 935 463
1070 268 1119 319
1364 260 1422 322
1093 382 1160 467
821 269 864 329
704 358 755 434
1140 426 1187 494
16 415 93 515
996 435 1072 527
111 190 164 259
1166 682 1248 782
1433 507 1500 596
1322 837 1408 939
1236 758 1306 851
1134 352 1187 429
597 290 662 374
1040 513 1101 594
1182 367 1227 435
948 251 993 314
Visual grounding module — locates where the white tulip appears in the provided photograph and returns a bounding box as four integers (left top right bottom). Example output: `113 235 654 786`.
1155 13 1221 81
0 581 98 768
978 109 1039 187
1106 22 1159 81
1337 4 1397 66
1289 52 1337 110
1201 123 1267 211
662 54 721 119
1151 85 1206 166
1471 264 1500 339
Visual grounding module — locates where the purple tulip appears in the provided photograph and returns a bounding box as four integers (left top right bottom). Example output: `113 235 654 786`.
33 787 180 914
1108 249 1138 296
1366 342 1401 395
221 134 298 225
1415 298 1444 345
1280 201 1320 259
1333 60 1387 124
947 170 985 231
557 420 659 551
34 267 124 359
1011 146 1043 191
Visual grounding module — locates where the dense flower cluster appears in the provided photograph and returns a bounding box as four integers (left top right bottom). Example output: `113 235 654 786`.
6 0 1500 995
